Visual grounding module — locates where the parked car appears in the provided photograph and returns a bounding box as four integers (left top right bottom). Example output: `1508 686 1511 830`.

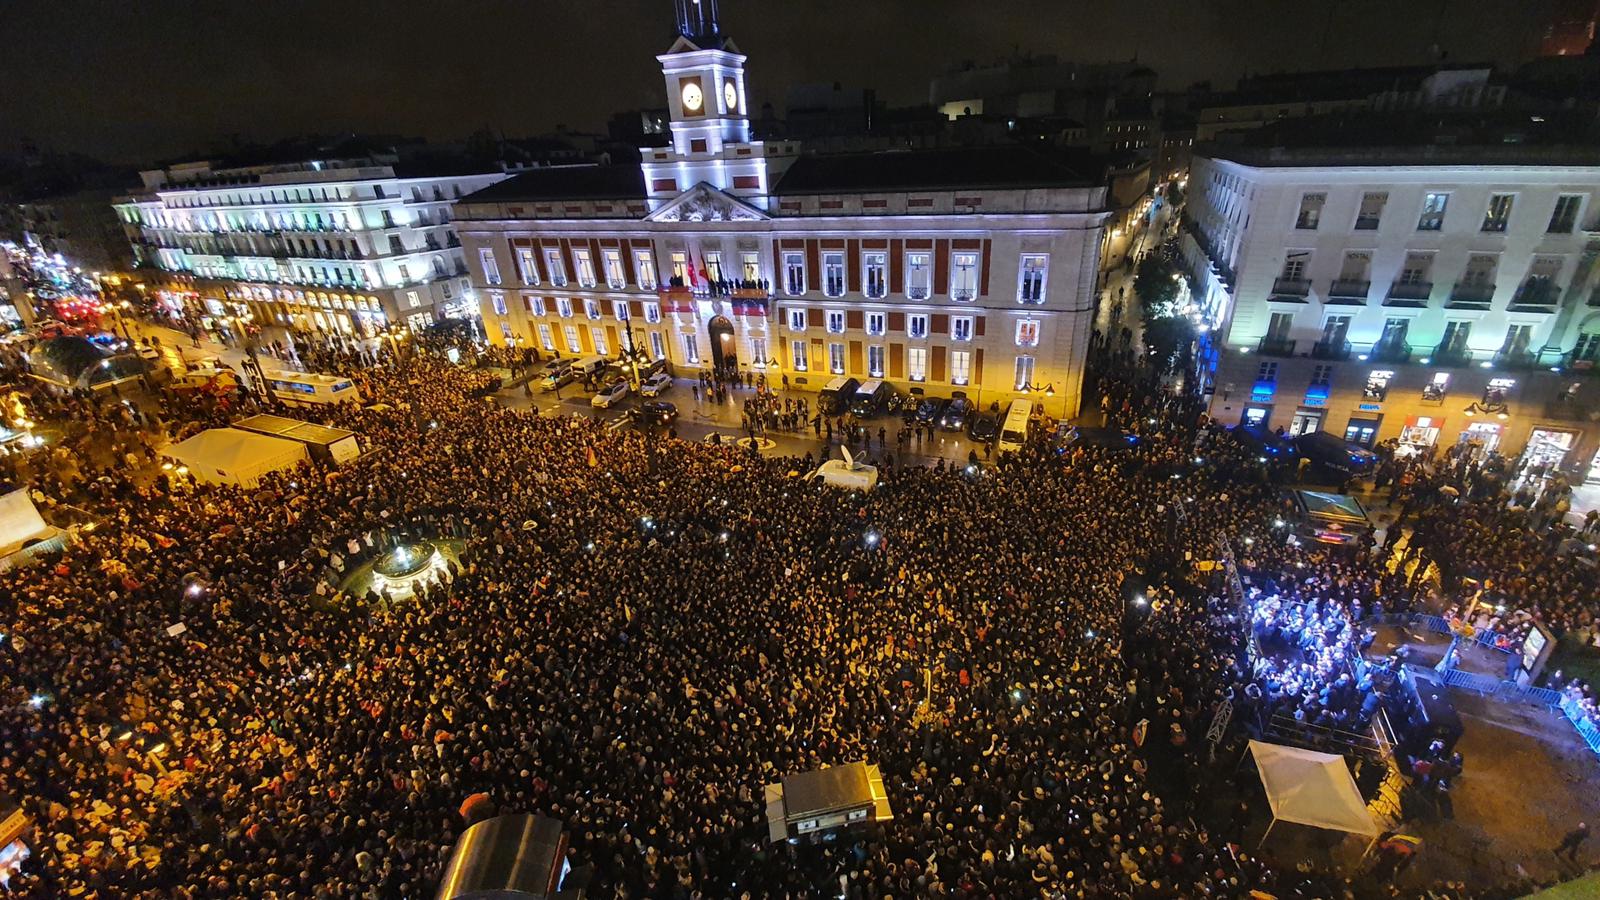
539 362 576 391
914 398 947 425
641 372 673 397
966 413 997 443
591 378 630 408
637 400 678 426
938 396 972 431
848 380 895 418
1292 431 1378 478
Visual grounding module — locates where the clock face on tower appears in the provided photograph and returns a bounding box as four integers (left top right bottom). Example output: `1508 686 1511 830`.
681 81 704 113
723 80 739 112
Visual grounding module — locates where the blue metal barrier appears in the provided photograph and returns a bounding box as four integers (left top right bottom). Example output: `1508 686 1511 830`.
1437 667 1503 695
1561 698 1600 756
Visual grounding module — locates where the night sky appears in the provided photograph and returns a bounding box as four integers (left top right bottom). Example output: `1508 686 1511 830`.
0 0 1555 163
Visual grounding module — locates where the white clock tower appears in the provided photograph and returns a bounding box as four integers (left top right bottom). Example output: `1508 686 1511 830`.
641 0 796 212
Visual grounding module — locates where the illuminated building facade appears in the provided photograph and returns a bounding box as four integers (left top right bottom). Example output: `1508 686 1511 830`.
114 160 507 338
460 0 1108 419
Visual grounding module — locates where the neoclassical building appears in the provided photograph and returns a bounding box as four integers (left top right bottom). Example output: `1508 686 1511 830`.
459 0 1108 420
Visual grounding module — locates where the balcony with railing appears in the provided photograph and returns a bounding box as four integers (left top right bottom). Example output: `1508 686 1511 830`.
1327 279 1370 303
1493 347 1539 369
1447 281 1495 309
1270 277 1311 299
1369 340 1412 363
658 277 773 300
1257 336 1297 357
1431 340 1476 366
1311 338 1352 360
1386 280 1432 305
1508 279 1559 312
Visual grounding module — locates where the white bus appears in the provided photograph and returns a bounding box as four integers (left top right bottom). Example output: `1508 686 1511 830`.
262 370 362 407
996 399 1033 456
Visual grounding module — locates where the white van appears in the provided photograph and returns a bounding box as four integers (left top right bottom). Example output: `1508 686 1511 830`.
571 356 608 378
996 399 1033 456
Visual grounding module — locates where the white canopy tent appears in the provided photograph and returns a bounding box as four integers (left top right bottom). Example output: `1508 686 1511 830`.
1248 740 1380 849
162 428 308 488
0 489 54 557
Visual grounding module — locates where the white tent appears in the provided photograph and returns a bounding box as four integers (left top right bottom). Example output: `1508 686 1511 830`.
0 489 53 557
1248 740 1379 848
162 428 308 488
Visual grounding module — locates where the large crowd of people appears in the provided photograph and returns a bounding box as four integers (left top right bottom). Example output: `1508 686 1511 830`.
1 330 1598 899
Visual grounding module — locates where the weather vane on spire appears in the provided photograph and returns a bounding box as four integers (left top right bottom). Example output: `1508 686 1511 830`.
674 0 721 41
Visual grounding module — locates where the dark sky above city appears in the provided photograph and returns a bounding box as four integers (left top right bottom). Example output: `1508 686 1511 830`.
0 0 1558 164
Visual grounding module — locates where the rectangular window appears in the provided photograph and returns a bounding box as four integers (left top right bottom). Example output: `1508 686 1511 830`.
863 252 887 298
947 349 969 385
556 298 573 318
603 248 626 288
1310 364 1333 387
406 290 421 308
823 252 846 297
1461 254 1496 286
1516 255 1564 306
1549 195 1583 234
951 316 973 342
517 248 540 285
1016 319 1040 347
750 337 768 366
649 330 666 360
1354 192 1386 230
906 252 931 299
491 292 507 315
866 312 885 336
397 263 410 283
537 323 555 351
951 252 978 301
1295 192 1326 230
1398 253 1432 284
826 310 846 334
573 249 597 288
1013 355 1035 389
908 314 928 339
790 339 809 371
644 301 661 323
1281 253 1308 281
1256 361 1279 382
584 299 601 320
741 250 761 282
670 251 690 285
868 345 885 377
788 308 807 331
784 252 806 295
909 347 929 382
544 248 567 286
635 249 657 289
614 300 629 320
1418 192 1449 231
591 326 609 357
1481 194 1514 233
829 342 845 374
564 324 581 353
683 332 700 363
1018 254 1048 303
703 250 723 282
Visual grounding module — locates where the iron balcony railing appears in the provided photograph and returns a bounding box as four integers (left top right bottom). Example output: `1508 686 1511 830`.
1257 336 1297 357
1388 280 1433 302
1328 279 1370 300
1271 277 1311 297
1311 338 1352 360
1449 282 1496 305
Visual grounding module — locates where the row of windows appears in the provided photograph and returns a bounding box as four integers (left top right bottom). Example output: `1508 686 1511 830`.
783 308 1040 346
1262 311 1547 363
1294 190 1588 235
1278 246 1568 305
480 244 1052 304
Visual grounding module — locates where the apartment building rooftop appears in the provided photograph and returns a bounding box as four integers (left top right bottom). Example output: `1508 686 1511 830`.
1197 111 1600 168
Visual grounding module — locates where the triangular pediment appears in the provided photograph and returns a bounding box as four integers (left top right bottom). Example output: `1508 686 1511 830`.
646 182 767 223
662 35 740 55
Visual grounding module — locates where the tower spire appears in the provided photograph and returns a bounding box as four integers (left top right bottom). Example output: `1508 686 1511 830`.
674 0 721 42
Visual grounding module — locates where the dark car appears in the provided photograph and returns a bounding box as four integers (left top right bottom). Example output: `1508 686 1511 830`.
938 396 972 431
637 400 678 427
966 413 997 443
1232 426 1299 462
914 398 947 425
1293 430 1378 478
1059 426 1137 452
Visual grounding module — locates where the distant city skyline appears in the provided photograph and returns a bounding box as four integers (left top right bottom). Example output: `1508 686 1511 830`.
0 0 1565 163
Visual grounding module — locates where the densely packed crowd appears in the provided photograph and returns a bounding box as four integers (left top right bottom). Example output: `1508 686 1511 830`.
0 339 1590 899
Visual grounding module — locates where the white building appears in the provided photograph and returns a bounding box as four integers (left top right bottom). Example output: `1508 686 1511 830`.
457 0 1108 421
1183 129 1600 473
114 159 508 337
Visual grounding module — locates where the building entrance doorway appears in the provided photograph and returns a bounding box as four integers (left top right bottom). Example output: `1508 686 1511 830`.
708 315 737 375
